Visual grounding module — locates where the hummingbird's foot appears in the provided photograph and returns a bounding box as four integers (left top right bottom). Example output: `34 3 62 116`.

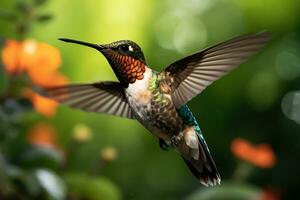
159 138 169 151
171 134 183 148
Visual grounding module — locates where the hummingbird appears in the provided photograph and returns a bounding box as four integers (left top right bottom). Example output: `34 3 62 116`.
42 32 271 186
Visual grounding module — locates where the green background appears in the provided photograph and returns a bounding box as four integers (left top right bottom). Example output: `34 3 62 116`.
0 0 300 199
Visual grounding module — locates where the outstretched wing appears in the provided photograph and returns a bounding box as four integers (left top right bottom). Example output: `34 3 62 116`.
41 81 135 119
161 32 271 108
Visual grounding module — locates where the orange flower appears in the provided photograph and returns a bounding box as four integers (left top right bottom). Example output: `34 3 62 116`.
231 138 276 168
28 42 61 71
1 39 64 86
28 122 58 149
2 39 67 117
1 40 24 73
258 189 280 200
28 69 68 87
26 42 62 86
23 88 58 117
19 39 39 69
32 94 58 117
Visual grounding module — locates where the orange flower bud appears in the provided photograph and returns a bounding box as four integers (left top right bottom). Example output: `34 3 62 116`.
20 39 39 69
231 138 276 168
26 42 61 77
1 39 63 85
24 41 64 87
252 144 276 169
23 88 58 117
32 93 58 117
257 189 280 200
3 39 67 117
1 40 24 73
29 69 68 87
28 123 57 149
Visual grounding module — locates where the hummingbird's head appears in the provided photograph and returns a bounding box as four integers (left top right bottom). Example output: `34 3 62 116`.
59 38 146 87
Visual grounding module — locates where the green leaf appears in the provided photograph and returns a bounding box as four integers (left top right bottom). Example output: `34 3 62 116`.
35 169 66 200
36 14 53 23
16 1 32 13
0 153 42 197
185 182 261 200
22 172 43 196
0 10 17 22
33 0 48 7
20 145 64 170
0 150 23 179
64 173 121 200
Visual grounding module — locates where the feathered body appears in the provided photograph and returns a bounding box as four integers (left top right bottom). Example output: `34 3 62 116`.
125 67 220 185
42 32 271 186
126 68 180 140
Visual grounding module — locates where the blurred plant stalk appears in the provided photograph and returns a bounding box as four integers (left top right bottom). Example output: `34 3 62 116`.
0 0 121 196
232 161 255 182
93 146 118 174
0 0 52 39
0 0 69 199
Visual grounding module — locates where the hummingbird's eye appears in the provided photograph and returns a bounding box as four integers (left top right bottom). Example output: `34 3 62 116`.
118 44 133 53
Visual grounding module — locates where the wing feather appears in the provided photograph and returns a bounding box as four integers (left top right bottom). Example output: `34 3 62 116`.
161 32 271 107
41 81 135 119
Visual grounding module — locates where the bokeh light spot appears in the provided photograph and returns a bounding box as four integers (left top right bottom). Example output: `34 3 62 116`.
276 51 300 80
155 12 179 50
281 91 300 124
173 18 207 54
247 71 280 111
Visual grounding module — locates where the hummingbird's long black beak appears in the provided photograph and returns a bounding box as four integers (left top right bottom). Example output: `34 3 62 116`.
58 38 105 51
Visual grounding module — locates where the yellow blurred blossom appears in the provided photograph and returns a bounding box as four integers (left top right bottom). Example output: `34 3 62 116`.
73 124 92 142
100 146 118 162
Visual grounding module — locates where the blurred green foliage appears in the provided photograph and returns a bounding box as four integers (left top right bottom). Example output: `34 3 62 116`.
0 0 300 199
186 182 260 200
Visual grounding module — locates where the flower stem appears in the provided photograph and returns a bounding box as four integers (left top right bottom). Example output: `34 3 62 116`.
232 161 255 182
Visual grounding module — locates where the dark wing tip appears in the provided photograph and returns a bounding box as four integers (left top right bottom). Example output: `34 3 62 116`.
197 157 221 187
199 170 221 187
183 156 221 187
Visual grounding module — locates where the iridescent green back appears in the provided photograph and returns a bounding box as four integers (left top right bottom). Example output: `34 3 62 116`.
177 105 212 155
176 105 201 133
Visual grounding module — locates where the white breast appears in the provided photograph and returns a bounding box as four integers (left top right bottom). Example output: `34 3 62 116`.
126 67 152 98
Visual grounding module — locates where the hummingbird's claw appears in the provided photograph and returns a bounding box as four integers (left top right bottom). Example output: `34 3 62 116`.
159 139 169 151
171 134 182 148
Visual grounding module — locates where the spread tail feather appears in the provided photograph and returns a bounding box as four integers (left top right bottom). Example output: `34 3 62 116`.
179 134 221 186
